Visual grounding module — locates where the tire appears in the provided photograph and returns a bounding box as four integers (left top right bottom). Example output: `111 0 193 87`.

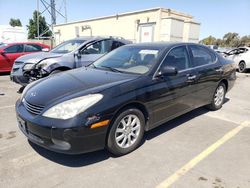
206 82 226 111
107 108 145 156
238 61 247 73
50 69 62 75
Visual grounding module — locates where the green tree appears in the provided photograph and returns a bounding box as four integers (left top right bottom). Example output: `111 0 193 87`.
223 32 240 47
27 11 52 39
200 35 217 45
9 18 22 27
240 35 250 46
215 38 223 46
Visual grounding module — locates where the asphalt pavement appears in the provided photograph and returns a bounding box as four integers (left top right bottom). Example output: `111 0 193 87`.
0 72 250 188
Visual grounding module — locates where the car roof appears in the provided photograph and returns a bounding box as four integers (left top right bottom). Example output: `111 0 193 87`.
5 42 46 45
124 42 205 50
71 36 132 44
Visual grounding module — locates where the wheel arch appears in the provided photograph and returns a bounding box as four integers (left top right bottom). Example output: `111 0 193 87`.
105 101 150 145
220 79 228 92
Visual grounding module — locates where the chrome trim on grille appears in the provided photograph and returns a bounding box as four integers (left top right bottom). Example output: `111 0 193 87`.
22 99 44 115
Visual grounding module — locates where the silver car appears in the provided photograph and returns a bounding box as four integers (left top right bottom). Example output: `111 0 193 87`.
11 36 131 86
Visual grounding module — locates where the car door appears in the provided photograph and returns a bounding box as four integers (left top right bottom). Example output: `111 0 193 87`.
0 44 24 71
150 45 198 127
76 39 112 67
234 48 247 64
188 45 223 107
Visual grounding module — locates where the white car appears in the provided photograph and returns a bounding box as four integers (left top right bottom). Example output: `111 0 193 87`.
225 47 250 73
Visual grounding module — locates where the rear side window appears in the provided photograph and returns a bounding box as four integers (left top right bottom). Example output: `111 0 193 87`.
4 44 24 53
190 45 216 67
111 41 125 50
81 40 112 55
24 44 42 52
161 46 190 71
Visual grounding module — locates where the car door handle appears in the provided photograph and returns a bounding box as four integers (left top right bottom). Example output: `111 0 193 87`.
186 74 197 83
215 68 223 72
187 75 197 80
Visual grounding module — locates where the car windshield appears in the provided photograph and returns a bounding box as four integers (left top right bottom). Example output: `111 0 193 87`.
92 46 163 74
51 39 85 54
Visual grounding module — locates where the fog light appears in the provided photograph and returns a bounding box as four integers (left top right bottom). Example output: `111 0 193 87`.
51 138 71 150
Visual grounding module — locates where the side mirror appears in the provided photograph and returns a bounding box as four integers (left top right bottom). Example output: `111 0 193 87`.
42 48 49 52
157 65 178 77
74 50 81 59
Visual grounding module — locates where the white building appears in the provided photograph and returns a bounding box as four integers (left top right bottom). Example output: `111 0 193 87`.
0 25 27 43
54 7 200 45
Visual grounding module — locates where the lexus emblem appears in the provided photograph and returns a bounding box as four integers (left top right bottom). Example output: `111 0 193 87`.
30 92 37 97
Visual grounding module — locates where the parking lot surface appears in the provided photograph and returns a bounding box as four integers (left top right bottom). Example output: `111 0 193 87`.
0 73 250 188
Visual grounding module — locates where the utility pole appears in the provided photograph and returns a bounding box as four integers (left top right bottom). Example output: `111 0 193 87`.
50 0 56 47
37 0 40 40
36 0 67 46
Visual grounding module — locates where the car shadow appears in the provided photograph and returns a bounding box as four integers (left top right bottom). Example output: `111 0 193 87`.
29 100 230 167
0 72 10 76
144 107 209 141
29 140 111 167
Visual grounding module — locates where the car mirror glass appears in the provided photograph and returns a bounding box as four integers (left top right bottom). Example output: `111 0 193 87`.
42 48 49 52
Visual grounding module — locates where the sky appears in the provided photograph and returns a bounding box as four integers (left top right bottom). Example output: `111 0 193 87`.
0 0 249 40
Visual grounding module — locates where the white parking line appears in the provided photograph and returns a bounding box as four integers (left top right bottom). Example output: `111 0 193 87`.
0 105 15 110
156 121 250 188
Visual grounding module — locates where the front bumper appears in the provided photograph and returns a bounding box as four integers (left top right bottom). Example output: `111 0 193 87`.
10 75 29 86
10 66 29 86
16 100 109 154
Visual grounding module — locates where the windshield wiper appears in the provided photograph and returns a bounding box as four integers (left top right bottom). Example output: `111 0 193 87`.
99 66 124 73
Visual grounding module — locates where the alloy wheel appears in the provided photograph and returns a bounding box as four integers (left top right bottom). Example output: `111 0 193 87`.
239 62 246 73
115 114 141 149
214 85 225 106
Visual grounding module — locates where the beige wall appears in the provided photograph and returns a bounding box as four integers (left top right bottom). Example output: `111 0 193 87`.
54 10 160 45
54 8 200 45
183 22 200 42
28 39 52 48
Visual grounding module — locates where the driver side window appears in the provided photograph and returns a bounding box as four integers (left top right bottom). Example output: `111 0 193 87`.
81 40 112 55
161 46 190 71
4 44 24 53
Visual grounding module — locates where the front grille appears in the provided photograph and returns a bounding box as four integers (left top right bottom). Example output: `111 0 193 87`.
15 61 24 65
22 99 44 115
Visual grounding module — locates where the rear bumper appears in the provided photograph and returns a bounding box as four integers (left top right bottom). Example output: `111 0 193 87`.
16 100 108 154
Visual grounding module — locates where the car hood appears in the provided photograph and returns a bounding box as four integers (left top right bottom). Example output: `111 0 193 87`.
24 68 139 106
16 52 63 64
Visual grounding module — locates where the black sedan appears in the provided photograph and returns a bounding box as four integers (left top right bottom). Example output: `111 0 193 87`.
16 42 236 156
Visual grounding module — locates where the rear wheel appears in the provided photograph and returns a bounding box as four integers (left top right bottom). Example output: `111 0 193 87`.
206 83 226 111
107 108 145 156
238 61 247 73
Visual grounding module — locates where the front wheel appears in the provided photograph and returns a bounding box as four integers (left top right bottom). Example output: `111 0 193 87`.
107 108 145 156
206 83 226 111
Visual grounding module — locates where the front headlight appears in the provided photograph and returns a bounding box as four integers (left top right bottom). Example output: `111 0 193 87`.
37 59 55 69
23 63 34 71
42 94 103 120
